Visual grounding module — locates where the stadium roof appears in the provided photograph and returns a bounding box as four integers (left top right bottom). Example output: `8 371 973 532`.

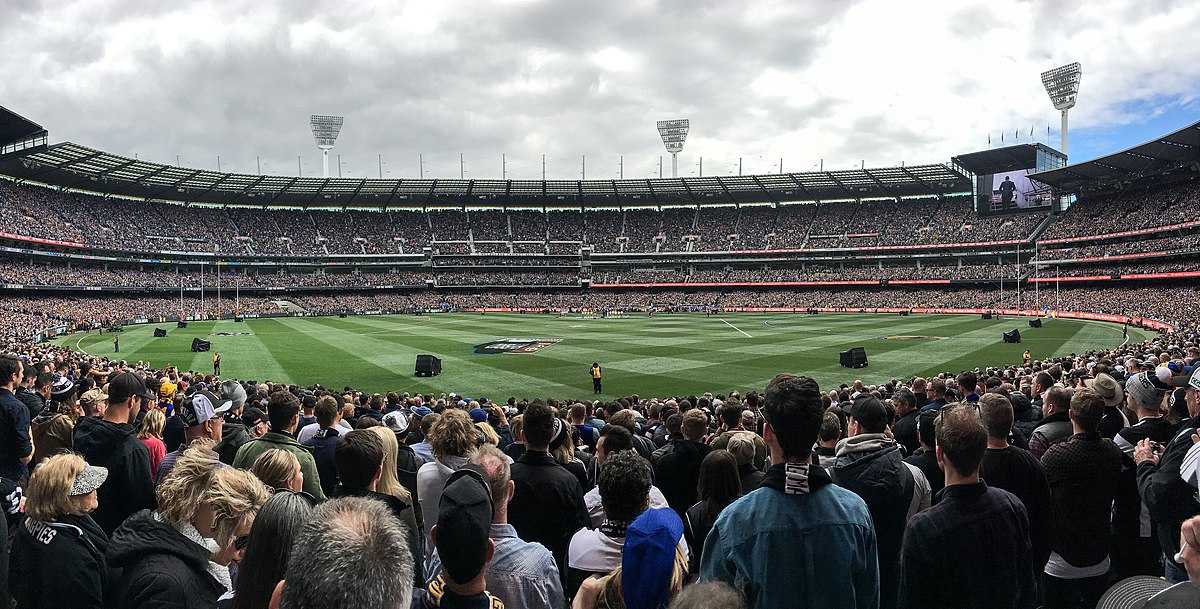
0 106 970 207
0 107 45 147
1030 120 1200 193
952 144 1056 176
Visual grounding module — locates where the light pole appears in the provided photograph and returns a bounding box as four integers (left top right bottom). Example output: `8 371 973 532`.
1040 63 1081 157
309 115 344 178
656 119 690 178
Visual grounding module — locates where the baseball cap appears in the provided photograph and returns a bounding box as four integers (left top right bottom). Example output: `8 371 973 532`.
69 465 109 496
177 390 231 428
79 388 108 410
106 372 156 404
220 380 248 410
412 406 433 417
1083 373 1124 408
383 410 410 434
622 508 684 609
241 407 266 428
159 381 178 399
1169 365 1200 390
435 465 494 584
847 394 889 433
468 407 488 423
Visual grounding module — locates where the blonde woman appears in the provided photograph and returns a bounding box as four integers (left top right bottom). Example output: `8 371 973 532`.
108 445 271 607
250 448 303 492
365 426 413 504
138 409 167 481
10 454 110 609
477 421 501 446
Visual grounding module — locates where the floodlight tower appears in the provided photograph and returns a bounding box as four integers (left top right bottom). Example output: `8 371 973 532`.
309 115 344 178
1040 63 1081 157
657 119 690 178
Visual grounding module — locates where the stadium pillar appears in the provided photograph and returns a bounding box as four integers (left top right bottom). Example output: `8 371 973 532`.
322 150 330 179
1060 110 1069 157
671 152 678 178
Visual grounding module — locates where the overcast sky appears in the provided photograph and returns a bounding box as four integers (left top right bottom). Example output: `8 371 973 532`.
2 0 1198 181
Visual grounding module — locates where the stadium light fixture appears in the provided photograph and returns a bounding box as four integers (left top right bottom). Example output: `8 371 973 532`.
657 119 690 178
309 115 344 179
1040 63 1081 157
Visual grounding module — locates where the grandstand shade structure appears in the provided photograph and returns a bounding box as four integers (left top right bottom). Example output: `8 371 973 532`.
1030 120 1200 194
0 106 970 207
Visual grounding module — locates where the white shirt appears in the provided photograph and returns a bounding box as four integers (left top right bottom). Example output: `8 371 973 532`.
296 419 352 444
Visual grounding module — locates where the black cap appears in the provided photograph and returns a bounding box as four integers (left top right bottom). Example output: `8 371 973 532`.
435 464 494 583
847 395 889 433
241 407 267 428
106 372 155 404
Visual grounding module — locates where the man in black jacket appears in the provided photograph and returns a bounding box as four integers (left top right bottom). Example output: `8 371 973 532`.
1135 365 1200 583
903 409 944 496
832 395 931 609
652 409 713 521
214 380 251 465
72 371 156 534
890 389 920 456
0 355 33 482
508 402 589 577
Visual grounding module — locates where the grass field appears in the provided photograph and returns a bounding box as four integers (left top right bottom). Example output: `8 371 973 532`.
54 312 1150 399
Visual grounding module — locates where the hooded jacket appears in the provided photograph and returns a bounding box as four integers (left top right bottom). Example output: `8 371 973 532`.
31 411 74 469
831 433 916 609
10 513 113 609
213 415 251 466
107 510 225 609
73 416 156 535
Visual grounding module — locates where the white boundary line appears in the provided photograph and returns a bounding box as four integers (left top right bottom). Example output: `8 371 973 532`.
719 318 752 338
75 332 90 355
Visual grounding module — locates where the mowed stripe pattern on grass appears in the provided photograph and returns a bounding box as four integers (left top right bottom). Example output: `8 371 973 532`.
61 313 1148 399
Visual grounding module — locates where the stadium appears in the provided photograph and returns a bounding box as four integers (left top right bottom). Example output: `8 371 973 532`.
0 106 1197 394
4 5 1200 607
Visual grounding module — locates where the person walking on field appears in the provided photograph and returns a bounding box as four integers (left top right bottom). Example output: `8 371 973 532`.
213 352 221 376
113 334 119 353
591 363 602 394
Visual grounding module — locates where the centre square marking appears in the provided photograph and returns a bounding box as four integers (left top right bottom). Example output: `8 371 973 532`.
473 338 563 355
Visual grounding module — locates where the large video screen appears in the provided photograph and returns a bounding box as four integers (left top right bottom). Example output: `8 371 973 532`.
976 168 1052 216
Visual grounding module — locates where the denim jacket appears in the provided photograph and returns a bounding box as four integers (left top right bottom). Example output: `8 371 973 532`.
700 476 879 609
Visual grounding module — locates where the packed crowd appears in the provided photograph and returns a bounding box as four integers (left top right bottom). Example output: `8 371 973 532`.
594 264 1023 284
6 179 1196 259
2 285 1200 609
1038 232 1200 261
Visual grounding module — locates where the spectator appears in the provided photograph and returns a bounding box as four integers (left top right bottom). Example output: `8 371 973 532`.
73 371 156 535
1112 370 1178 579
921 377 948 412
700 373 878 609
567 449 665 599
653 409 714 520
334 429 423 587
416 408 479 547
1029 386 1072 460
138 408 167 482
9 454 112 609
684 449 741 575
669 581 746 609
429 445 565 609
109 446 270 608
977 393 1053 571
1084 373 1129 440
157 391 229 483
589 424 671 526
213 381 251 465
382 409 425 503
899 405 1035 609
890 389 920 456
0 354 33 481
814 411 842 468
227 489 315 609
1135 365 1200 583
301 395 342 498
509 402 590 580
31 391 76 470
250 449 303 492
1041 387 1125 608
233 391 325 501
725 432 764 494
410 410 438 463
273 497 415 609
422 466 507 608
830 394 931 609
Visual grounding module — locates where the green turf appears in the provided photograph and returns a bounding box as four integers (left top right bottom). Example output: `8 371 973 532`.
53 313 1152 399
